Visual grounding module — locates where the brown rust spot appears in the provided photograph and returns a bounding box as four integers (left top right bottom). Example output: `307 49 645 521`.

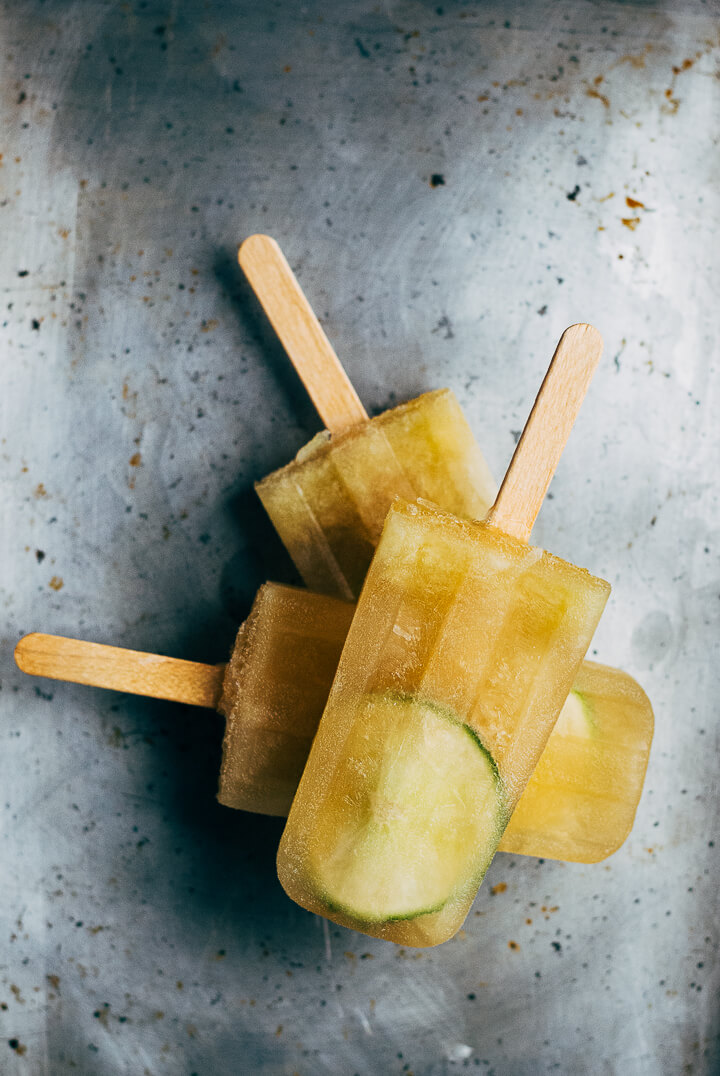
129 452 142 467
586 87 610 108
49 576 64 591
617 43 654 69
621 217 641 231
625 196 645 209
490 882 507 895
663 89 680 114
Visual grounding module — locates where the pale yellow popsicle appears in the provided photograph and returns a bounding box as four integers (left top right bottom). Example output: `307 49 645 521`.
276 501 610 945
277 324 610 946
256 388 496 599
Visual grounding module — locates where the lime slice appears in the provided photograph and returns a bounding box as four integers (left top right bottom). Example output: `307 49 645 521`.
307 693 506 923
555 689 596 738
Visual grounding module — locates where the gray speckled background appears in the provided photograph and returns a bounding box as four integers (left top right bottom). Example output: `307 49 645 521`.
1 1 718 1073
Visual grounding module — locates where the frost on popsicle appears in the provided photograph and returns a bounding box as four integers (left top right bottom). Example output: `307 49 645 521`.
217 584 353 817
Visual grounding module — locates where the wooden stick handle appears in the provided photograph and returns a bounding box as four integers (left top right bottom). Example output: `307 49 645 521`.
14 633 226 709
485 323 603 543
238 233 368 435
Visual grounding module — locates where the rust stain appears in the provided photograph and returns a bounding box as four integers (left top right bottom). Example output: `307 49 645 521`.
663 88 680 114
129 452 142 467
617 43 655 69
625 196 645 209
621 217 641 231
49 576 64 591
8 1040 26 1056
508 940 519 950
201 318 219 333
490 882 507 895
33 482 48 498
586 87 610 109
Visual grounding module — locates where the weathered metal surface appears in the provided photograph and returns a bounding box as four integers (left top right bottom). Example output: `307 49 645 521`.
0 1 718 1072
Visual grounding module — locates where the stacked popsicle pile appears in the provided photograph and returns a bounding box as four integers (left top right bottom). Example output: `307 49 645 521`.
15 236 653 947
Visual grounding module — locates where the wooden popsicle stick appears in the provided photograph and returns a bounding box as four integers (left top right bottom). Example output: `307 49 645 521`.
14 633 226 709
485 323 603 543
238 233 368 435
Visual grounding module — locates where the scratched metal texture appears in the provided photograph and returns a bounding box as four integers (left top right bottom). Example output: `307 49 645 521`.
0 1 718 1073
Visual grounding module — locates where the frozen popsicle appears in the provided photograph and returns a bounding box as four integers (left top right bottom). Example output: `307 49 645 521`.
500 659 654 862
240 234 496 599
276 323 611 946
14 581 653 864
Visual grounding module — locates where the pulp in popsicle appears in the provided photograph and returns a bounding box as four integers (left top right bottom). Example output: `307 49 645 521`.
217 584 353 816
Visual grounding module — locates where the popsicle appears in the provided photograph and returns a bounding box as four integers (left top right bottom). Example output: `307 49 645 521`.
240 234 496 599
14 580 654 862
276 323 611 946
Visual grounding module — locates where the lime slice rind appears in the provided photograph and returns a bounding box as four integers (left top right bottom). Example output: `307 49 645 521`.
307 692 506 924
555 689 596 738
